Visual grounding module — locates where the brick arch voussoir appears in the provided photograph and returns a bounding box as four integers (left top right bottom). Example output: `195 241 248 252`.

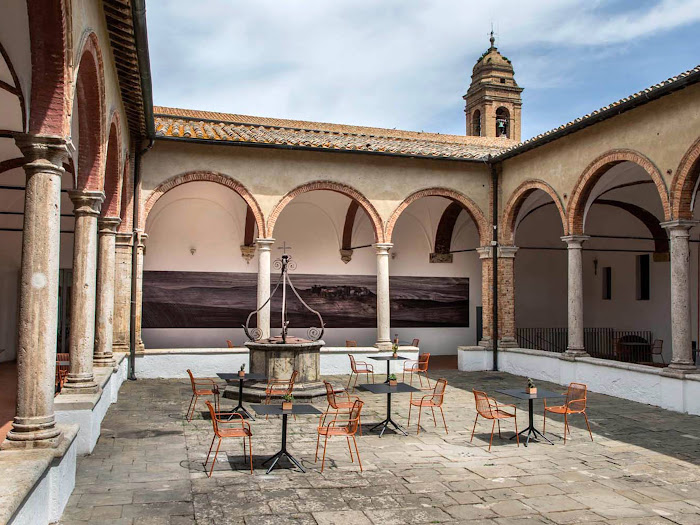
73 31 106 192
267 180 385 242
101 110 123 218
567 149 670 235
385 187 488 245
671 136 700 220
141 171 265 235
501 180 567 244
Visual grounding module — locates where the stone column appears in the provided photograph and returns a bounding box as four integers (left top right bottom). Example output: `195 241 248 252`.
561 235 589 357
256 238 274 339
374 243 393 349
2 135 67 449
63 190 104 393
498 245 519 347
135 233 147 352
661 220 698 372
93 217 120 367
477 246 493 347
112 232 133 353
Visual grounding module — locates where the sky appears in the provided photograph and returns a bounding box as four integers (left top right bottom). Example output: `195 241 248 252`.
146 0 700 140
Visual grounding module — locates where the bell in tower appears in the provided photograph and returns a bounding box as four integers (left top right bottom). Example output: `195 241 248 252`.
464 32 523 141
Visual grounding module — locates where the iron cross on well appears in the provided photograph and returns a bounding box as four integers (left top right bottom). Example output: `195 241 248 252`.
278 242 292 255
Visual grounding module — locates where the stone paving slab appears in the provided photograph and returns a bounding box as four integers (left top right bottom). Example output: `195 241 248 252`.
60 371 700 524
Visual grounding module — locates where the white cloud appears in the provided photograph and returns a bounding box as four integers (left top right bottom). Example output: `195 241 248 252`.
147 0 700 135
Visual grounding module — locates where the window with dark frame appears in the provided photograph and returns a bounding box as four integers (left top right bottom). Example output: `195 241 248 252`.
636 254 650 300
602 266 612 300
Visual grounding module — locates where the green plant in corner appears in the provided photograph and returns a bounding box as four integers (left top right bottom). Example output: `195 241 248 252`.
527 377 535 389
282 394 294 402
240 364 245 372
388 374 397 381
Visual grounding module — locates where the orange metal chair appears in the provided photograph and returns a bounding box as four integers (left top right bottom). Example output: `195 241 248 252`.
264 370 299 420
204 401 252 477
226 339 235 348
543 382 593 443
315 399 364 472
186 369 220 422
347 354 374 392
411 338 420 347
345 340 357 347
471 390 519 451
55 353 70 394
322 380 362 435
402 353 431 387
407 377 448 435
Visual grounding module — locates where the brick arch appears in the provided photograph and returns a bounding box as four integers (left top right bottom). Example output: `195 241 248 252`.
73 31 106 192
502 180 567 244
567 149 670 235
101 111 122 217
27 0 69 135
671 136 700 220
385 187 488 244
141 171 265 235
267 181 384 242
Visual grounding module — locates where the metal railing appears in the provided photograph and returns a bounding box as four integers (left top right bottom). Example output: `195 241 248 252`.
516 328 655 363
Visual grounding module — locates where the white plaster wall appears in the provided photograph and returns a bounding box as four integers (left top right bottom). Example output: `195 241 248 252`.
8 471 50 525
48 440 77 523
142 189 481 353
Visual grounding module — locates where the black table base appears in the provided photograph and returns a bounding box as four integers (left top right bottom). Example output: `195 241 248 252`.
261 414 305 474
509 399 554 446
228 377 255 421
369 392 408 437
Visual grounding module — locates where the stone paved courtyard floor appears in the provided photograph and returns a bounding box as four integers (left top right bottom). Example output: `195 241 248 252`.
61 370 700 524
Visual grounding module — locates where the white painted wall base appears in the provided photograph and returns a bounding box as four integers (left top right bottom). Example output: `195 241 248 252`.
135 347 420 378
458 346 700 415
3 424 79 525
54 354 128 455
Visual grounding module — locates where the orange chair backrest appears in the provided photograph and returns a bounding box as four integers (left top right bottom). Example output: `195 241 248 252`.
566 382 587 412
473 390 493 418
348 354 358 372
205 400 220 436
652 339 663 352
324 381 339 409
186 369 197 393
430 378 447 406
287 370 299 395
346 400 363 435
346 340 357 347
418 353 430 370
412 338 420 347
226 340 235 348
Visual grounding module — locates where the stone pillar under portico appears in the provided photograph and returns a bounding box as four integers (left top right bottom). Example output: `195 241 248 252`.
561 235 589 358
2 134 68 449
374 243 393 350
476 246 493 347
93 217 120 367
498 245 518 348
661 220 698 373
63 190 104 393
256 238 274 339
112 232 133 353
135 233 147 352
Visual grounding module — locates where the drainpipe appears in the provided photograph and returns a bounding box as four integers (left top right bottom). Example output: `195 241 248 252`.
128 139 153 380
490 158 499 372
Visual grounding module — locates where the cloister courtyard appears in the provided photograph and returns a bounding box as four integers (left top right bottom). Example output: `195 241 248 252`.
60 370 700 525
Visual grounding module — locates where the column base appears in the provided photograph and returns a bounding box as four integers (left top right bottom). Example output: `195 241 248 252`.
93 353 115 368
560 348 589 361
1 415 63 450
666 359 697 373
62 374 100 394
112 342 129 353
499 337 518 348
374 341 392 351
478 338 492 348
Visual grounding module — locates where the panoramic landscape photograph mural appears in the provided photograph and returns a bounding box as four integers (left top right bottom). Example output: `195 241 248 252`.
143 271 469 329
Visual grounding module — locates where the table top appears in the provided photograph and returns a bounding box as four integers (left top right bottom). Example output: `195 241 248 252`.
217 372 267 382
358 382 421 394
496 388 565 400
368 355 409 361
250 403 322 415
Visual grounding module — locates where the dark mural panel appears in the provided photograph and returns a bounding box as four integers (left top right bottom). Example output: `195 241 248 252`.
143 271 468 329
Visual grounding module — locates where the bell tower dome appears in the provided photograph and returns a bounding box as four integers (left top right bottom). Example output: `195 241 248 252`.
464 32 523 141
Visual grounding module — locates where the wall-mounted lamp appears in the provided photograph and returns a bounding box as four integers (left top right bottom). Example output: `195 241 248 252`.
190 248 196 256
593 257 598 276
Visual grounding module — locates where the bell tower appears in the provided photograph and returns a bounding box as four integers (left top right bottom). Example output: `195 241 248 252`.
464 32 523 141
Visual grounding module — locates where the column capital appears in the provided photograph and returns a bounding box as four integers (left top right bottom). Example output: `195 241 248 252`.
660 219 699 232
137 232 148 250
373 242 393 255
476 246 492 259
561 234 590 247
97 216 121 235
115 231 134 246
498 245 519 258
14 133 70 168
255 238 275 250
69 190 104 217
